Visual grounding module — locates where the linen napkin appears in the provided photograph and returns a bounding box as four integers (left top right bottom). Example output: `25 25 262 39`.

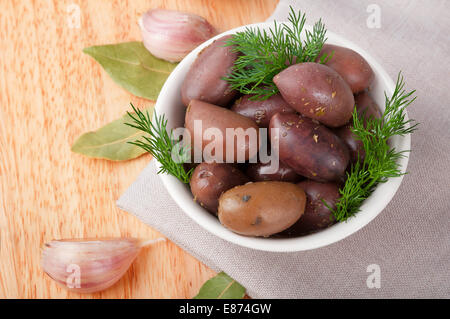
117 0 450 298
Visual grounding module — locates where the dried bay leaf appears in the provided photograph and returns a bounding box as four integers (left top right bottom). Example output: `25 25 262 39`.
71 107 153 161
83 42 177 100
194 272 246 299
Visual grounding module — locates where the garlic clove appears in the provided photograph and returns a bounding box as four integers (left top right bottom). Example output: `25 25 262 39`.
41 237 165 293
139 9 216 62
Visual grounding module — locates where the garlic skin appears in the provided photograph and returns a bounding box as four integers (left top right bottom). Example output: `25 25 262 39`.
41 237 164 293
139 9 216 62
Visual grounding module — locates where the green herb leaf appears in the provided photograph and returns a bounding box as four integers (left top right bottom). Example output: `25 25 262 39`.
194 272 246 299
331 72 419 221
125 104 193 183
71 107 153 161
83 42 177 100
224 7 327 100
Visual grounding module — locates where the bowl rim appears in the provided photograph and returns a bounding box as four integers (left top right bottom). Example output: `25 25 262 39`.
153 22 410 252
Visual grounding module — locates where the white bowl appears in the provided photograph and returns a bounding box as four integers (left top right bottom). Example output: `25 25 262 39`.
154 22 410 252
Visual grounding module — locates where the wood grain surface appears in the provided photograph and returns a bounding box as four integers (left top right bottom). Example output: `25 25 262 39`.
0 0 278 298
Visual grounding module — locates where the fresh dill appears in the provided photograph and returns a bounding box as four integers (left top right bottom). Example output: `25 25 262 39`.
224 6 327 100
331 73 419 221
125 103 193 183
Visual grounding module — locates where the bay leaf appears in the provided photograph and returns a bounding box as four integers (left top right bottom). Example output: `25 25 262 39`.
194 272 246 299
71 107 153 161
83 42 177 100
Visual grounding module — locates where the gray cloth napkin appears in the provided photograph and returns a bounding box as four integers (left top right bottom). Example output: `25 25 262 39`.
117 0 450 298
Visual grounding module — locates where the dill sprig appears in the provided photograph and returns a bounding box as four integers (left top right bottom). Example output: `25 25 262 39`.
331 73 419 221
224 6 327 100
125 103 193 183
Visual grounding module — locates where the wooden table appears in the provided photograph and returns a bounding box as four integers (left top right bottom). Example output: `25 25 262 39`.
0 0 278 298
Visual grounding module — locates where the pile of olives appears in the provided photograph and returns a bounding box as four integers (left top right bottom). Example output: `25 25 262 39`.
180 36 379 238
